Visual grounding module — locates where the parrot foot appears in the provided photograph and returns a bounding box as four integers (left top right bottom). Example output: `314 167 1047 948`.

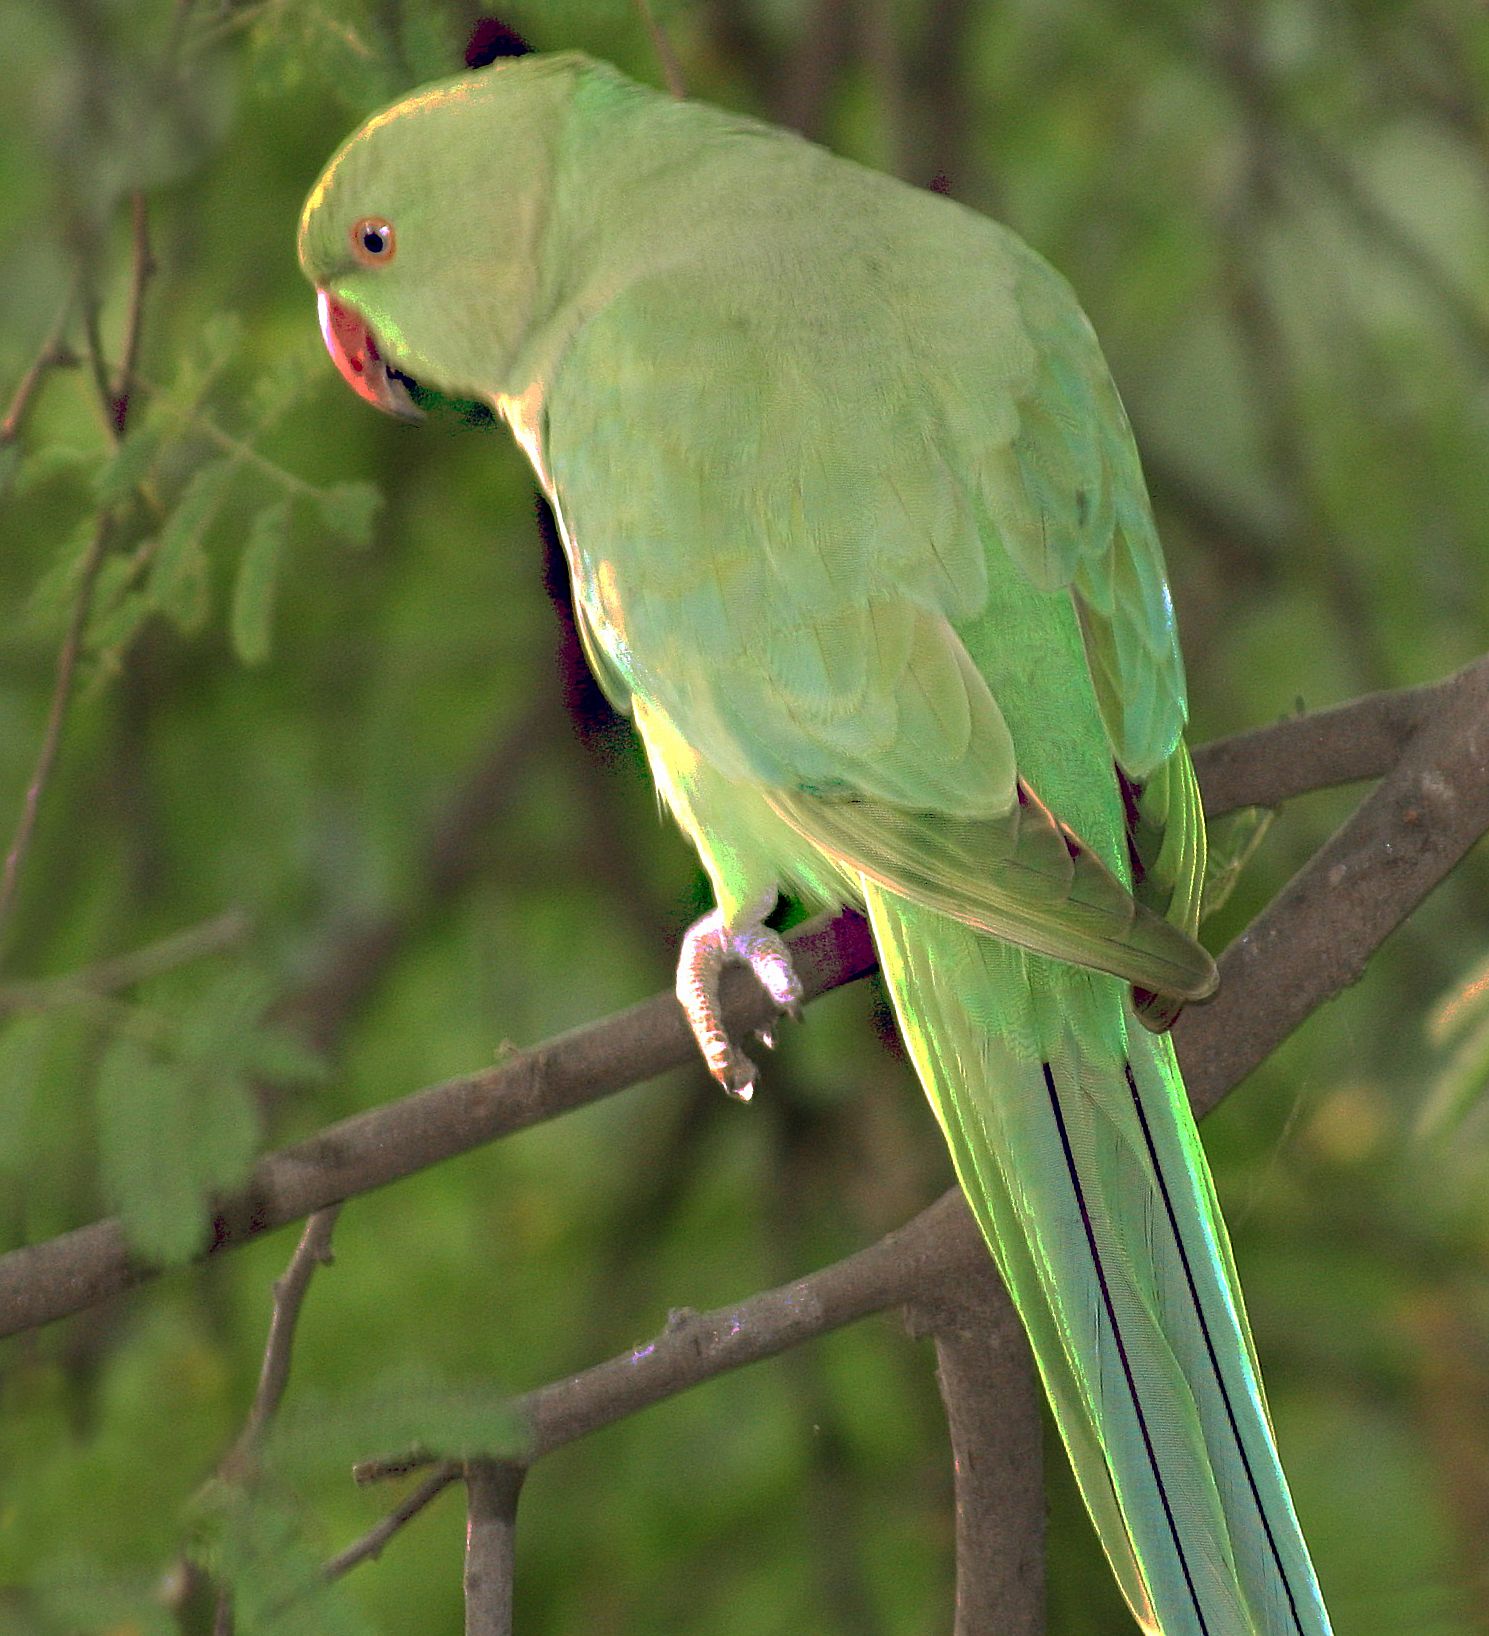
675 900 803 1103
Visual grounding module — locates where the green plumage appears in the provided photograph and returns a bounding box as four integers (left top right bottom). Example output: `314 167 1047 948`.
300 53 1331 1634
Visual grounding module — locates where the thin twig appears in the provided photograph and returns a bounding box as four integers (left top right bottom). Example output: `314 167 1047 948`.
0 285 79 448
0 191 157 960
0 515 116 960
79 292 118 443
635 0 687 98
209 1204 343 1635
0 659 1484 1339
0 908 249 1014
321 1464 461 1581
143 386 326 498
109 192 155 435
463 1462 524 1636
225 1206 344 1472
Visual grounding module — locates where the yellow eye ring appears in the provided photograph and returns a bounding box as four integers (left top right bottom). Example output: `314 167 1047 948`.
350 217 396 266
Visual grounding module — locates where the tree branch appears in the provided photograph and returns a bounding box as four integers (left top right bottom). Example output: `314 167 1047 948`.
351 1189 989 1489
1177 653 1489 1116
0 912 872 1337
462 1462 523 1636
342 621 1488 1474
0 659 1484 1341
1188 672 1439 815
913 1267 1045 1636
343 631 1485 1582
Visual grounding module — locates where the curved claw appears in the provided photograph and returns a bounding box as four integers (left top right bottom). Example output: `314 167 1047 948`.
675 901 804 1099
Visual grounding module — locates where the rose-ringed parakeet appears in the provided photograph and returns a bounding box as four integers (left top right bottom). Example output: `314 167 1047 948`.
299 52 1332 1635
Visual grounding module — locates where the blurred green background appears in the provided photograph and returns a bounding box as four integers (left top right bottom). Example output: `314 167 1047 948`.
1 1 1488 1631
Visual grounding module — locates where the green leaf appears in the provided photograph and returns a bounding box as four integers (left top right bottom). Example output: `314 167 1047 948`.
14 443 90 497
93 415 166 506
26 517 102 634
245 1024 328 1089
316 480 381 547
230 500 290 665
192 1479 373 1636
157 312 243 420
270 1370 529 1472
148 458 235 632
84 553 145 656
246 341 324 424
198 311 245 377
1419 1010 1489 1137
177 967 277 1070
85 591 153 667
190 1071 261 1197
96 1034 207 1265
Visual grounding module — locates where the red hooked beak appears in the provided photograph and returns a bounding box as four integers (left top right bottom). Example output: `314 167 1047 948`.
316 289 423 422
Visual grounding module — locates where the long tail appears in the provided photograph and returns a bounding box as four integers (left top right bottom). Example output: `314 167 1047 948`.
864 885 1331 1636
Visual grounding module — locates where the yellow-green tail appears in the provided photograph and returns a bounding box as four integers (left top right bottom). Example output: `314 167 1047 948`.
865 884 1331 1636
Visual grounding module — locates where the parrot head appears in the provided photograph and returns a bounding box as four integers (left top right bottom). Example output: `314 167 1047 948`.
298 54 585 420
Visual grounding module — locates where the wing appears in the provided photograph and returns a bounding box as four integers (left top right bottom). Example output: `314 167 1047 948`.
981 242 1189 781
540 181 1206 988
768 781 1214 999
544 266 1019 819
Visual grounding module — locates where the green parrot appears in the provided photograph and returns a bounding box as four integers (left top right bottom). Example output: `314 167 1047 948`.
299 52 1331 1635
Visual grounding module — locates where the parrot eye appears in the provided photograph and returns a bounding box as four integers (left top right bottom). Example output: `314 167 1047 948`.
350 218 396 266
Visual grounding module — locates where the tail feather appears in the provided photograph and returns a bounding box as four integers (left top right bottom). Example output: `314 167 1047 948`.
864 884 1331 1636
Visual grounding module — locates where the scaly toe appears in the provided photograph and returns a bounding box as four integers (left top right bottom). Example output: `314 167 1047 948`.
731 922 804 1013
675 902 803 1098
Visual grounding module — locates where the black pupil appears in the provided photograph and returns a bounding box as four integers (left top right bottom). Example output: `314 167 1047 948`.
362 225 387 255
